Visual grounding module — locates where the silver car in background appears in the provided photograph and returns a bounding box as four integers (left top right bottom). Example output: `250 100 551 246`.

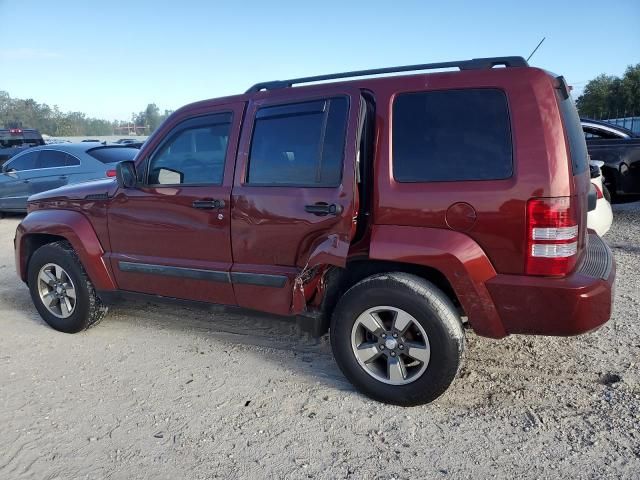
0 143 138 213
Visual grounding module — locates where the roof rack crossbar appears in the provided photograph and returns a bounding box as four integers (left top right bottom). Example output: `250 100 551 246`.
246 56 528 93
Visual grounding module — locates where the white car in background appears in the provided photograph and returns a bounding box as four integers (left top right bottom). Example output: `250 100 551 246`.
587 160 613 236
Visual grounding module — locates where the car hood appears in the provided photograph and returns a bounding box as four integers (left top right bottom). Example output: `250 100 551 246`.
28 178 118 203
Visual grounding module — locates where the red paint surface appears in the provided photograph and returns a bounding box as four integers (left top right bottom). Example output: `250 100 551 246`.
16 209 116 291
16 65 614 338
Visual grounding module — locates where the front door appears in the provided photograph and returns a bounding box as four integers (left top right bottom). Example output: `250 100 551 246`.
107 102 244 305
27 149 78 195
231 88 362 315
0 151 41 210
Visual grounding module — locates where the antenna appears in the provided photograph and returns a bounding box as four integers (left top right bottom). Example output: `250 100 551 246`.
526 37 546 62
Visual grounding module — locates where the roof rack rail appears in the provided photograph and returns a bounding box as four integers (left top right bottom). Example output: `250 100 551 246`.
246 56 528 93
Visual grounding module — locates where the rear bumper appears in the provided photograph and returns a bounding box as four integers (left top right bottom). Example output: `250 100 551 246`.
485 234 615 336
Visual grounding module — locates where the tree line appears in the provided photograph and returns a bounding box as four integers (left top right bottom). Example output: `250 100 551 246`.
2 64 639 136
576 64 639 119
0 90 171 137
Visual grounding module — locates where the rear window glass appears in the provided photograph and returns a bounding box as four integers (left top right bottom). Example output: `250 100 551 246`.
87 147 138 163
0 131 44 148
393 89 513 182
557 95 589 175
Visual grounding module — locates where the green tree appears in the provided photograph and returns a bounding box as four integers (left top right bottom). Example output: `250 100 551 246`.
144 103 161 132
1 90 170 136
577 64 640 118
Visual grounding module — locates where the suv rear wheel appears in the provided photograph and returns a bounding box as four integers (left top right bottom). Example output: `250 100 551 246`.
330 273 464 406
27 241 108 333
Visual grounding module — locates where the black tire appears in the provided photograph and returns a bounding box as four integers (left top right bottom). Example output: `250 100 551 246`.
330 272 464 406
27 241 108 333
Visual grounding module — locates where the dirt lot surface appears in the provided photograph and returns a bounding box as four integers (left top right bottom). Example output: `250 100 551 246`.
1 206 639 480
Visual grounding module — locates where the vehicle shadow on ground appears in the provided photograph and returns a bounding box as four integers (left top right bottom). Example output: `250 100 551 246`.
110 298 356 391
7 284 601 411
8 286 580 406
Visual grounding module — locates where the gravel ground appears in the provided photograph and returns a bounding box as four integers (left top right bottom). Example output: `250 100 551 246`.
0 205 638 480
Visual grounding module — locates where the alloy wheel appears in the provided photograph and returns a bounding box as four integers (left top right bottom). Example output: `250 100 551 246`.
37 263 77 319
350 306 430 385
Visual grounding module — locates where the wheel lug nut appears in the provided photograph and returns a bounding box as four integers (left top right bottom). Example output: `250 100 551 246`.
380 345 385 350
392 333 398 338
381 333 387 339
390 351 396 357
399 344 404 350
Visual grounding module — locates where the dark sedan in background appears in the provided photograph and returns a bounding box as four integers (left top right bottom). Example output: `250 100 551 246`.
0 143 138 213
582 118 640 201
0 128 45 166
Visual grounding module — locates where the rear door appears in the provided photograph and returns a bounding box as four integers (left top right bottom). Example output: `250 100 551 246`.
27 149 79 194
231 88 362 315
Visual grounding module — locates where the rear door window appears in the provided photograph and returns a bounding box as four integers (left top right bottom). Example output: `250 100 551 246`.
393 89 513 182
247 97 349 186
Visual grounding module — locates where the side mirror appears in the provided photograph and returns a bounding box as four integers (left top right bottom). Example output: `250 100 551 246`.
2 164 16 176
116 161 137 189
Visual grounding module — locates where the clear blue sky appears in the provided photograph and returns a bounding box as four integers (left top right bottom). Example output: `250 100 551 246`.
1 0 638 121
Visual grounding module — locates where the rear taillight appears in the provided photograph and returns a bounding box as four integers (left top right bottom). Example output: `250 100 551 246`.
526 197 579 276
593 184 603 199
106 169 117 177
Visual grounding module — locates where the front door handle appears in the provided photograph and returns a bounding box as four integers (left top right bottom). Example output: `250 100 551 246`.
192 199 225 209
304 202 343 216
59 175 68 180
22 180 30 184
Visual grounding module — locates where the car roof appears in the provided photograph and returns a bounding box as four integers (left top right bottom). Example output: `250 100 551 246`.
19 143 138 154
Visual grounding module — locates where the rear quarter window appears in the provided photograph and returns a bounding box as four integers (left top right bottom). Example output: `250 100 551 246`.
393 88 513 182
557 95 589 175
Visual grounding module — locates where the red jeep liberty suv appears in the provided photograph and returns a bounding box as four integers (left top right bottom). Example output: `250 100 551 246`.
14 57 615 406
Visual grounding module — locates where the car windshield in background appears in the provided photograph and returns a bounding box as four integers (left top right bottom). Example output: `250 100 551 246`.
87 147 138 163
1 139 32 148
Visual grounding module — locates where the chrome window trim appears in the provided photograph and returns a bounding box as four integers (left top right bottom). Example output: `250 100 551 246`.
581 122 630 139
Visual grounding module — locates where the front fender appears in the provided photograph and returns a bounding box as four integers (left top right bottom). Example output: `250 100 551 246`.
15 210 117 291
369 225 506 338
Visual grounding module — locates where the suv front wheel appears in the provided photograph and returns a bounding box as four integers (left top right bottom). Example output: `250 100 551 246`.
27 241 108 333
330 273 464 406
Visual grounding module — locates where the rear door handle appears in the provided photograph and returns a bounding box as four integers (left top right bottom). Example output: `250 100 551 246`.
304 202 343 216
192 199 225 209
59 175 68 180
22 180 30 184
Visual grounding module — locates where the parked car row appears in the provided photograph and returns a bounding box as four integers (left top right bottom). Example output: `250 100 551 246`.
0 143 138 213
